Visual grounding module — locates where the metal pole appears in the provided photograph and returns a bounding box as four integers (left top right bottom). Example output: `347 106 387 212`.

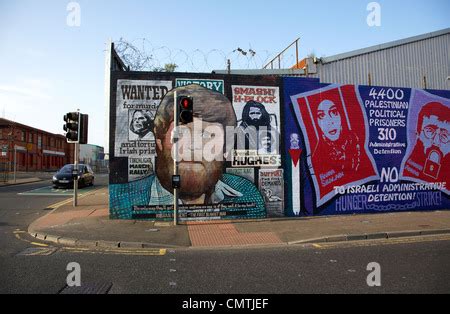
73 142 79 207
173 91 179 226
295 39 299 69
73 109 82 207
13 146 16 183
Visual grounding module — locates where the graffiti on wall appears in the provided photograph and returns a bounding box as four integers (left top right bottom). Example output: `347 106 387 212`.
110 81 276 221
400 89 450 194
231 85 281 168
291 84 379 207
114 80 172 181
284 79 450 217
109 74 449 221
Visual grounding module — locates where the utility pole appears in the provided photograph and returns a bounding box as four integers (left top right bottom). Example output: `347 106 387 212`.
173 91 179 226
73 141 79 207
13 145 16 183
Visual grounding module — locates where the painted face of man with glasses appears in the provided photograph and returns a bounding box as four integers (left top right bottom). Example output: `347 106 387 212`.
420 115 449 157
403 102 450 182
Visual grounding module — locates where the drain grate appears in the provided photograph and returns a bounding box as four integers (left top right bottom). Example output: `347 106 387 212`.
16 247 57 256
59 282 113 294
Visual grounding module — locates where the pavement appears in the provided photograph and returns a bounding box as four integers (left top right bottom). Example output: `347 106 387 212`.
25 186 450 250
0 177 43 186
0 171 53 187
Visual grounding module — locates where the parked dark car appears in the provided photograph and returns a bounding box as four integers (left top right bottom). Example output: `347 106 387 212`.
52 164 95 189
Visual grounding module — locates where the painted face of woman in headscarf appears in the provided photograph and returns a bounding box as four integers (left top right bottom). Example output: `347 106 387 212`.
317 100 342 142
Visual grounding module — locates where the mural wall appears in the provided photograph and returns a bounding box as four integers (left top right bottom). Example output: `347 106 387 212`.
283 77 450 216
109 72 450 221
109 73 282 221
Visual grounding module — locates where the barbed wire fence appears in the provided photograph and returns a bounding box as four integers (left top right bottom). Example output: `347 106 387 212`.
114 38 300 72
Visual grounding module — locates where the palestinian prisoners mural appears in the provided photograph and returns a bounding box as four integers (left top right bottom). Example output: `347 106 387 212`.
109 72 450 221
284 77 450 217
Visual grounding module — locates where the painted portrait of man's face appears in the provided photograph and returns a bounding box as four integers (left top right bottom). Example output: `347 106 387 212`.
132 111 147 131
156 119 224 202
130 110 152 137
241 102 271 129
249 107 262 122
152 84 238 205
317 100 342 142
419 115 450 157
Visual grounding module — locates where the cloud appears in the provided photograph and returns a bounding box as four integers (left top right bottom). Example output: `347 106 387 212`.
0 77 57 131
0 78 53 100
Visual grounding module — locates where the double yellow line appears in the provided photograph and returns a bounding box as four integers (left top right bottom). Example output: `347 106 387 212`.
14 229 49 247
311 234 450 250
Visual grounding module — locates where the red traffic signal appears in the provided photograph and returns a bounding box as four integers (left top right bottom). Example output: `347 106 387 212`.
178 96 193 125
181 98 191 109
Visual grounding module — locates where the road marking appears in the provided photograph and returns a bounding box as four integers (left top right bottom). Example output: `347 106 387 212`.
18 186 102 197
312 234 450 250
16 247 57 256
312 244 322 248
14 230 32 243
13 230 48 247
30 242 49 247
60 247 167 256
47 198 73 209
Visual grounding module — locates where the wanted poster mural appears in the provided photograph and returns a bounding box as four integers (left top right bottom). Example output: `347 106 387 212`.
115 80 172 181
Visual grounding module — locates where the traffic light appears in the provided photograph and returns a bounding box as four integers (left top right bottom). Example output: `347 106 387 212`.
178 96 193 125
64 112 79 143
63 112 89 144
79 114 88 145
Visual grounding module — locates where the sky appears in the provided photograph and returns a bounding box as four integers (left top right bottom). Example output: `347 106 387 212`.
0 0 449 148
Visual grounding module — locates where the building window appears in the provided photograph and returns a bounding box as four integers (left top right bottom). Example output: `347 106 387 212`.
38 135 42 148
29 133 33 143
21 131 25 142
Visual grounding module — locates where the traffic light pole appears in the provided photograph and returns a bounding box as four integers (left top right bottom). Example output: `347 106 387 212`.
73 109 80 207
173 91 179 226
73 142 79 207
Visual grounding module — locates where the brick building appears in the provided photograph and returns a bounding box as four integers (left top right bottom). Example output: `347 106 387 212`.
0 118 74 172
